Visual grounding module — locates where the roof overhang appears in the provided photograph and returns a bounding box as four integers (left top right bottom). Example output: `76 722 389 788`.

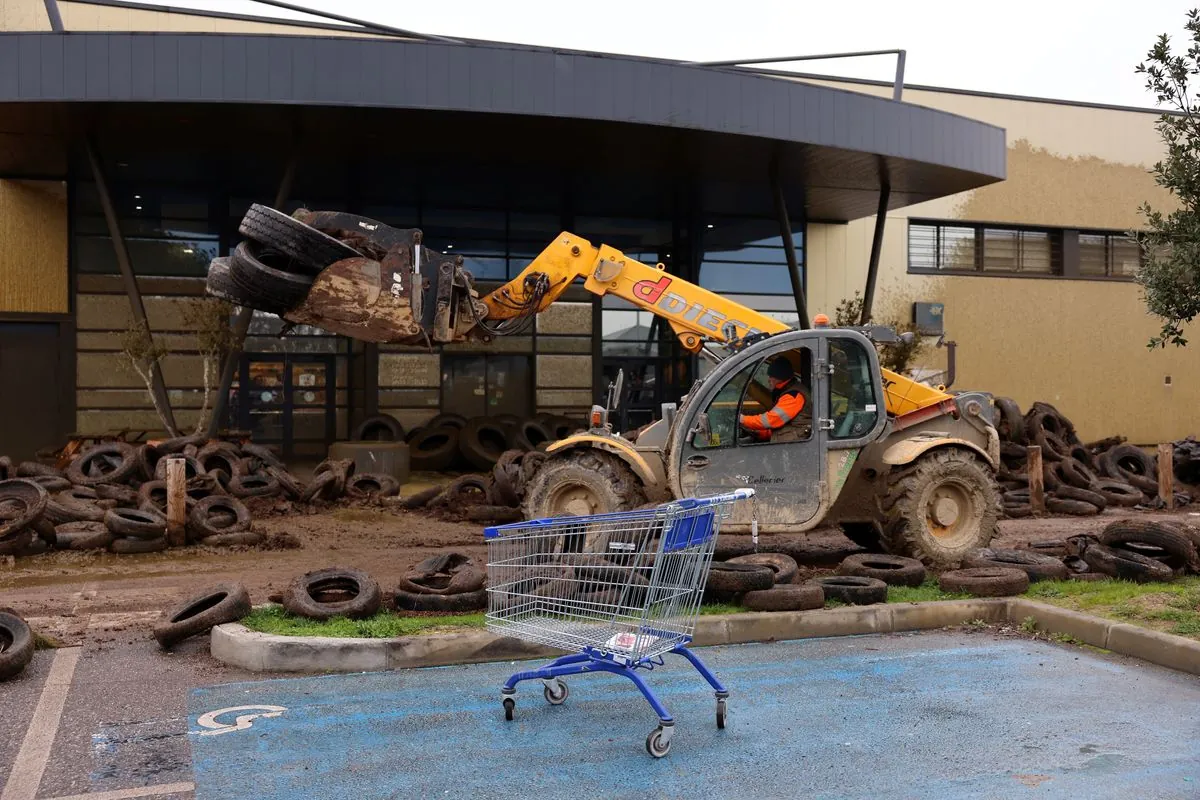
0 32 1006 220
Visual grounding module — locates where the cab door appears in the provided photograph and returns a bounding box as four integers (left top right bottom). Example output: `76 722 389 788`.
673 332 826 530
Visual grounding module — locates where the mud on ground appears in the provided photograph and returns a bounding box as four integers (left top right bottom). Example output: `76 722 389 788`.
2 504 1196 645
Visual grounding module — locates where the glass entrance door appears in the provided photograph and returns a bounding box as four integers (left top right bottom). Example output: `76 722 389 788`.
237 355 335 458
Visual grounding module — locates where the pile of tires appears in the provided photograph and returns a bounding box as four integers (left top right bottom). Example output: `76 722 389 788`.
1014 518 1200 583
2 436 400 559
395 449 550 524
404 412 585 473
993 398 1179 518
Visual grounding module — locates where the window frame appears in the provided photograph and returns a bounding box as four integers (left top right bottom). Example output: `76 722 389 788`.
908 219 1143 282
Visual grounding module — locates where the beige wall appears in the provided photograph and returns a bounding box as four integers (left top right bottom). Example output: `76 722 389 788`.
1 0 390 36
0 180 68 313
801 79 1197 444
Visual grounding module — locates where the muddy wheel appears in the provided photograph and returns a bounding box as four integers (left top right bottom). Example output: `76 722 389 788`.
878 449 1000 568
521 450 646 520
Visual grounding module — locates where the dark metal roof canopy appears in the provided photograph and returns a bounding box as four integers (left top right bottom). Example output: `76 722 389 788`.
0 33 1005 221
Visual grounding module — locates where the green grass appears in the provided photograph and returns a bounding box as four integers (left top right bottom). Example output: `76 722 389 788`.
245 603 747 638
1027 576 1200 641
885 580 968 604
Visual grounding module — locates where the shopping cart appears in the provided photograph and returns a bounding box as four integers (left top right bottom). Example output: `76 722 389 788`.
483 488 754 758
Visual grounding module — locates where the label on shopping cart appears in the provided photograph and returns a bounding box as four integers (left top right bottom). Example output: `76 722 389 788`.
605 631 659 651
608 542 636 552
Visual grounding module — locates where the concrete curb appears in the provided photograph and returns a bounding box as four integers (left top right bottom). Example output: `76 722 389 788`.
211 598 1200 676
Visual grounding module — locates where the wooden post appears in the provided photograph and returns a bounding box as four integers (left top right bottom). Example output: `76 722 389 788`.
1026 446 1044 514
165 456 188 547
1158 443 1175 510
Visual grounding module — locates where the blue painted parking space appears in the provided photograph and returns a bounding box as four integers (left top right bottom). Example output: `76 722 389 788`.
188 632 1200 799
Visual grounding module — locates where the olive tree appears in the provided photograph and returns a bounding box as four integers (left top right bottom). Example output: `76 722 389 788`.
1135 9 1200 347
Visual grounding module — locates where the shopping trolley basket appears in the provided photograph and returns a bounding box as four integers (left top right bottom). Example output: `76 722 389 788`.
483 488 754 757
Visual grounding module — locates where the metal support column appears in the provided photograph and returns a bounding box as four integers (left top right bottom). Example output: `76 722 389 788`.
859 177 891 325
85 138 180 435
770 159 809 329
42 0 64 31
206 156 297 437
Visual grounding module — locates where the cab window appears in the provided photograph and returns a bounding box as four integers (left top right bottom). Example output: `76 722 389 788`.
737 348 812 445
828 338 879 439
691 362 757 450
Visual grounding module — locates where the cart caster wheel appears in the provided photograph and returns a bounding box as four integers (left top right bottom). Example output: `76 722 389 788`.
716 698 727 730
645 727 671 758
543 679 569 705
503 697 515 722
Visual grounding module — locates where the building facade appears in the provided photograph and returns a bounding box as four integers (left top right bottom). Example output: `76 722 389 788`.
0 0 1182 461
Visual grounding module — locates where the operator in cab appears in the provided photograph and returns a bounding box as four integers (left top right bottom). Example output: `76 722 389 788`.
739 357 809 442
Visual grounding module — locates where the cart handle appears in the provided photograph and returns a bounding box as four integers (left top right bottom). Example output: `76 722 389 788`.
669 488 755 510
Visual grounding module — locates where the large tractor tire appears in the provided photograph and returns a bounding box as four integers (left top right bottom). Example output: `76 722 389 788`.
521 450 646 520
878 448 1000 568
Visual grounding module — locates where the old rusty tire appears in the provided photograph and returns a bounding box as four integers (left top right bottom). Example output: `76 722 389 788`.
205 257 262 306
153 455 204 482
1099 520 1200 572
345 473 400 500
0 529 34 556
409 427 460 472
1052 485 1107 510
514 419 555 451
809 576 888 605
353 414 405 442
393 588 488 613
189 495 251 540
266 466 305 500
1059 457 1100 490
239 204 361 274
836 553 926 587
993 397 1025 444
742 584 824 612
1099 444 1156 482
300 471 338 503
67 443 138 486
1045 497 1100 516
521 450 647 521
55 523 115 551
228 474 281 499
0 479 49 541
110 536 168 554
1083 543 1175 583
878 449 999 568
197 443 245 478
458 418 512 471
229 240 313 314
397 553 486 595
242 443 285 471
938 567 1029 597
396 485 442 509
1093 480 1148 509
154 583 252 649
962 547 1069 582
104 508 166 540
1003 504 1033 518
0 612 34 681
727 553 798 585
283 567 381 621
705 563 776 599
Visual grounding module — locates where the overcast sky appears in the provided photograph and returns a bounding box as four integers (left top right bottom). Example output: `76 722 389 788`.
160 0 1188 108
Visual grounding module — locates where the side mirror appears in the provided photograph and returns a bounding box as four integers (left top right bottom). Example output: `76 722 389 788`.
898 331 916 345
689 412 711 442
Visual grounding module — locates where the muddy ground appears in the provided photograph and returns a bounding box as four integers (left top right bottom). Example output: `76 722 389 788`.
2 504 1196 645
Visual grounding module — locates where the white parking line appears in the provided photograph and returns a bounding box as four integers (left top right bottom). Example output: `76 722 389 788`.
43 782 195 800
1 647 81 800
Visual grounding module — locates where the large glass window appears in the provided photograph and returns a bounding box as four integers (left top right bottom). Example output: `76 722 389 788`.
692 362 757 450
828 338 879 440
699 217 803 306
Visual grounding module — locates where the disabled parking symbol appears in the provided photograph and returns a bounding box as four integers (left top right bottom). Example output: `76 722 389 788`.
194 705 287 736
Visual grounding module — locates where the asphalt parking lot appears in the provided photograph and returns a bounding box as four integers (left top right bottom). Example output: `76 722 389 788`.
4 629 1197 799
